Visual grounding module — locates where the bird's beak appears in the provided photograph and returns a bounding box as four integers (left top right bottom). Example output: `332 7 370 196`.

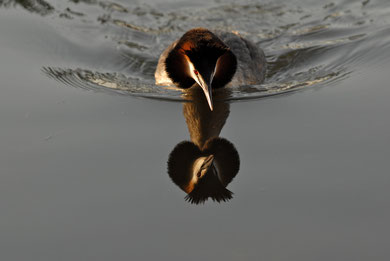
198 74 214 111
186 57 215 111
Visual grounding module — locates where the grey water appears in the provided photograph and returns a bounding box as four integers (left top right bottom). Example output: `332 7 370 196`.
1 0 390 260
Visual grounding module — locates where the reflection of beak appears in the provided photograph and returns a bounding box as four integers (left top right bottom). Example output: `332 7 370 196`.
201 155 214 172
198 74 213 111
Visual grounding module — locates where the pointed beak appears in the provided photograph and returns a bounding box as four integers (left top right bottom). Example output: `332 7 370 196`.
186 57 215 111
201 83 213 111
198 75 213 111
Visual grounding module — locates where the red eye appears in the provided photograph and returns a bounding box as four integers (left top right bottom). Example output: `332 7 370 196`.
194 70 198 75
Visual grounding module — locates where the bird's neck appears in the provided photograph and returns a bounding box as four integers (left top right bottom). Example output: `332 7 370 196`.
183 88 230 148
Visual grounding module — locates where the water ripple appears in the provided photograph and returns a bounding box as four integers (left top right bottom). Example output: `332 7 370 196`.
3 0 389 102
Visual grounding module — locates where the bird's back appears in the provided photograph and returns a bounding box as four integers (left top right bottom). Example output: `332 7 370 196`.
214 31 266 86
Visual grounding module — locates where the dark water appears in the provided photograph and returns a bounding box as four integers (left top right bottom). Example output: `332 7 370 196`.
1 0 390 260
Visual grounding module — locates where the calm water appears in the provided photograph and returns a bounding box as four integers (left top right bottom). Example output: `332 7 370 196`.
1 0 390 260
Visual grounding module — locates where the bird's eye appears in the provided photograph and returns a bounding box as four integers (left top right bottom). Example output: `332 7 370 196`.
194 70 198 75
197 171 201 178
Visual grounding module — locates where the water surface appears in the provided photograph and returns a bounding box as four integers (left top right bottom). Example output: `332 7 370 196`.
1 0 390 260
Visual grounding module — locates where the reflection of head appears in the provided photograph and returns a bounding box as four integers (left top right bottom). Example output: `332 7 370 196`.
167 137 240 204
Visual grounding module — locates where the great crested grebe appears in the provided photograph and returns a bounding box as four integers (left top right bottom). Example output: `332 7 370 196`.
155 27 266 110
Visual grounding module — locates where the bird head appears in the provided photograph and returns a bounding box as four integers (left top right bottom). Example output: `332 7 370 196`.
165 28 237 111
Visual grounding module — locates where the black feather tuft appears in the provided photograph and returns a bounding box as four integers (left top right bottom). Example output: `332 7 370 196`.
167 141 201 189
203 137 240 185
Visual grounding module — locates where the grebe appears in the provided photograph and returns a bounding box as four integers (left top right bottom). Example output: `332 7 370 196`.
155 28 266 110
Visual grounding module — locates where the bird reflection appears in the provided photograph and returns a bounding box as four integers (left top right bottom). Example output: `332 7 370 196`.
167 87 240 204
